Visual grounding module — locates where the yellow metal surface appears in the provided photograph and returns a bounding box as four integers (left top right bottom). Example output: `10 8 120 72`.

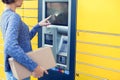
23 9 38 17
75 72 106 80
77 32 120 46
16 9 24 16
76 42 120 58
76 0 120 80
77 0 120 34
23 0 38 8
23 18 38 26
76 63 120 80
0 1 6 80
76 53 120 70
0 2 4 15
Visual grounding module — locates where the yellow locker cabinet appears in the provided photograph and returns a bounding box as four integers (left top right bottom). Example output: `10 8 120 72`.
76 0 120 80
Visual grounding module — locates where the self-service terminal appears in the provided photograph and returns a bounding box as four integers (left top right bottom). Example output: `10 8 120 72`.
38 0 77 80
42 0 70 73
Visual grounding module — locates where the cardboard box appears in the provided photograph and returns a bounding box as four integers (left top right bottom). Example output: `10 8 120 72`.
9 47 56 80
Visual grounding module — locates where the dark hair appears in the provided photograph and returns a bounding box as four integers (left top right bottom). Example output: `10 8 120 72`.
2 0 15 4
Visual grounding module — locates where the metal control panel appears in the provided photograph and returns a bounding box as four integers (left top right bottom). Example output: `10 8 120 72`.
42 0 70 74
38 0 77 80
42 26 70 74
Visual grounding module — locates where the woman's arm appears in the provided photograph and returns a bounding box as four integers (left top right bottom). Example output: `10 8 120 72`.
4 13 38 72
29 24 40 40
29 16 51 40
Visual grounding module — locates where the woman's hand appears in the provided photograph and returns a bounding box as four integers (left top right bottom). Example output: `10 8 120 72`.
32 65 48 78
38 15 51 26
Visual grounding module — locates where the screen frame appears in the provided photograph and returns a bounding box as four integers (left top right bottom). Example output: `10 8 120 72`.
42 0 71 27
45 2 68 26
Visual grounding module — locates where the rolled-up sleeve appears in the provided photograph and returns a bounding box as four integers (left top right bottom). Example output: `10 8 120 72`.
4 13 38 72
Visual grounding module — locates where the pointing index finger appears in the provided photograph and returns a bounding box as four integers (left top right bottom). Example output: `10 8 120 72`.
45 15 52 21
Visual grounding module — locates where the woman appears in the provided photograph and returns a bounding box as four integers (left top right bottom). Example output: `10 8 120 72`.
0 0 51 80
